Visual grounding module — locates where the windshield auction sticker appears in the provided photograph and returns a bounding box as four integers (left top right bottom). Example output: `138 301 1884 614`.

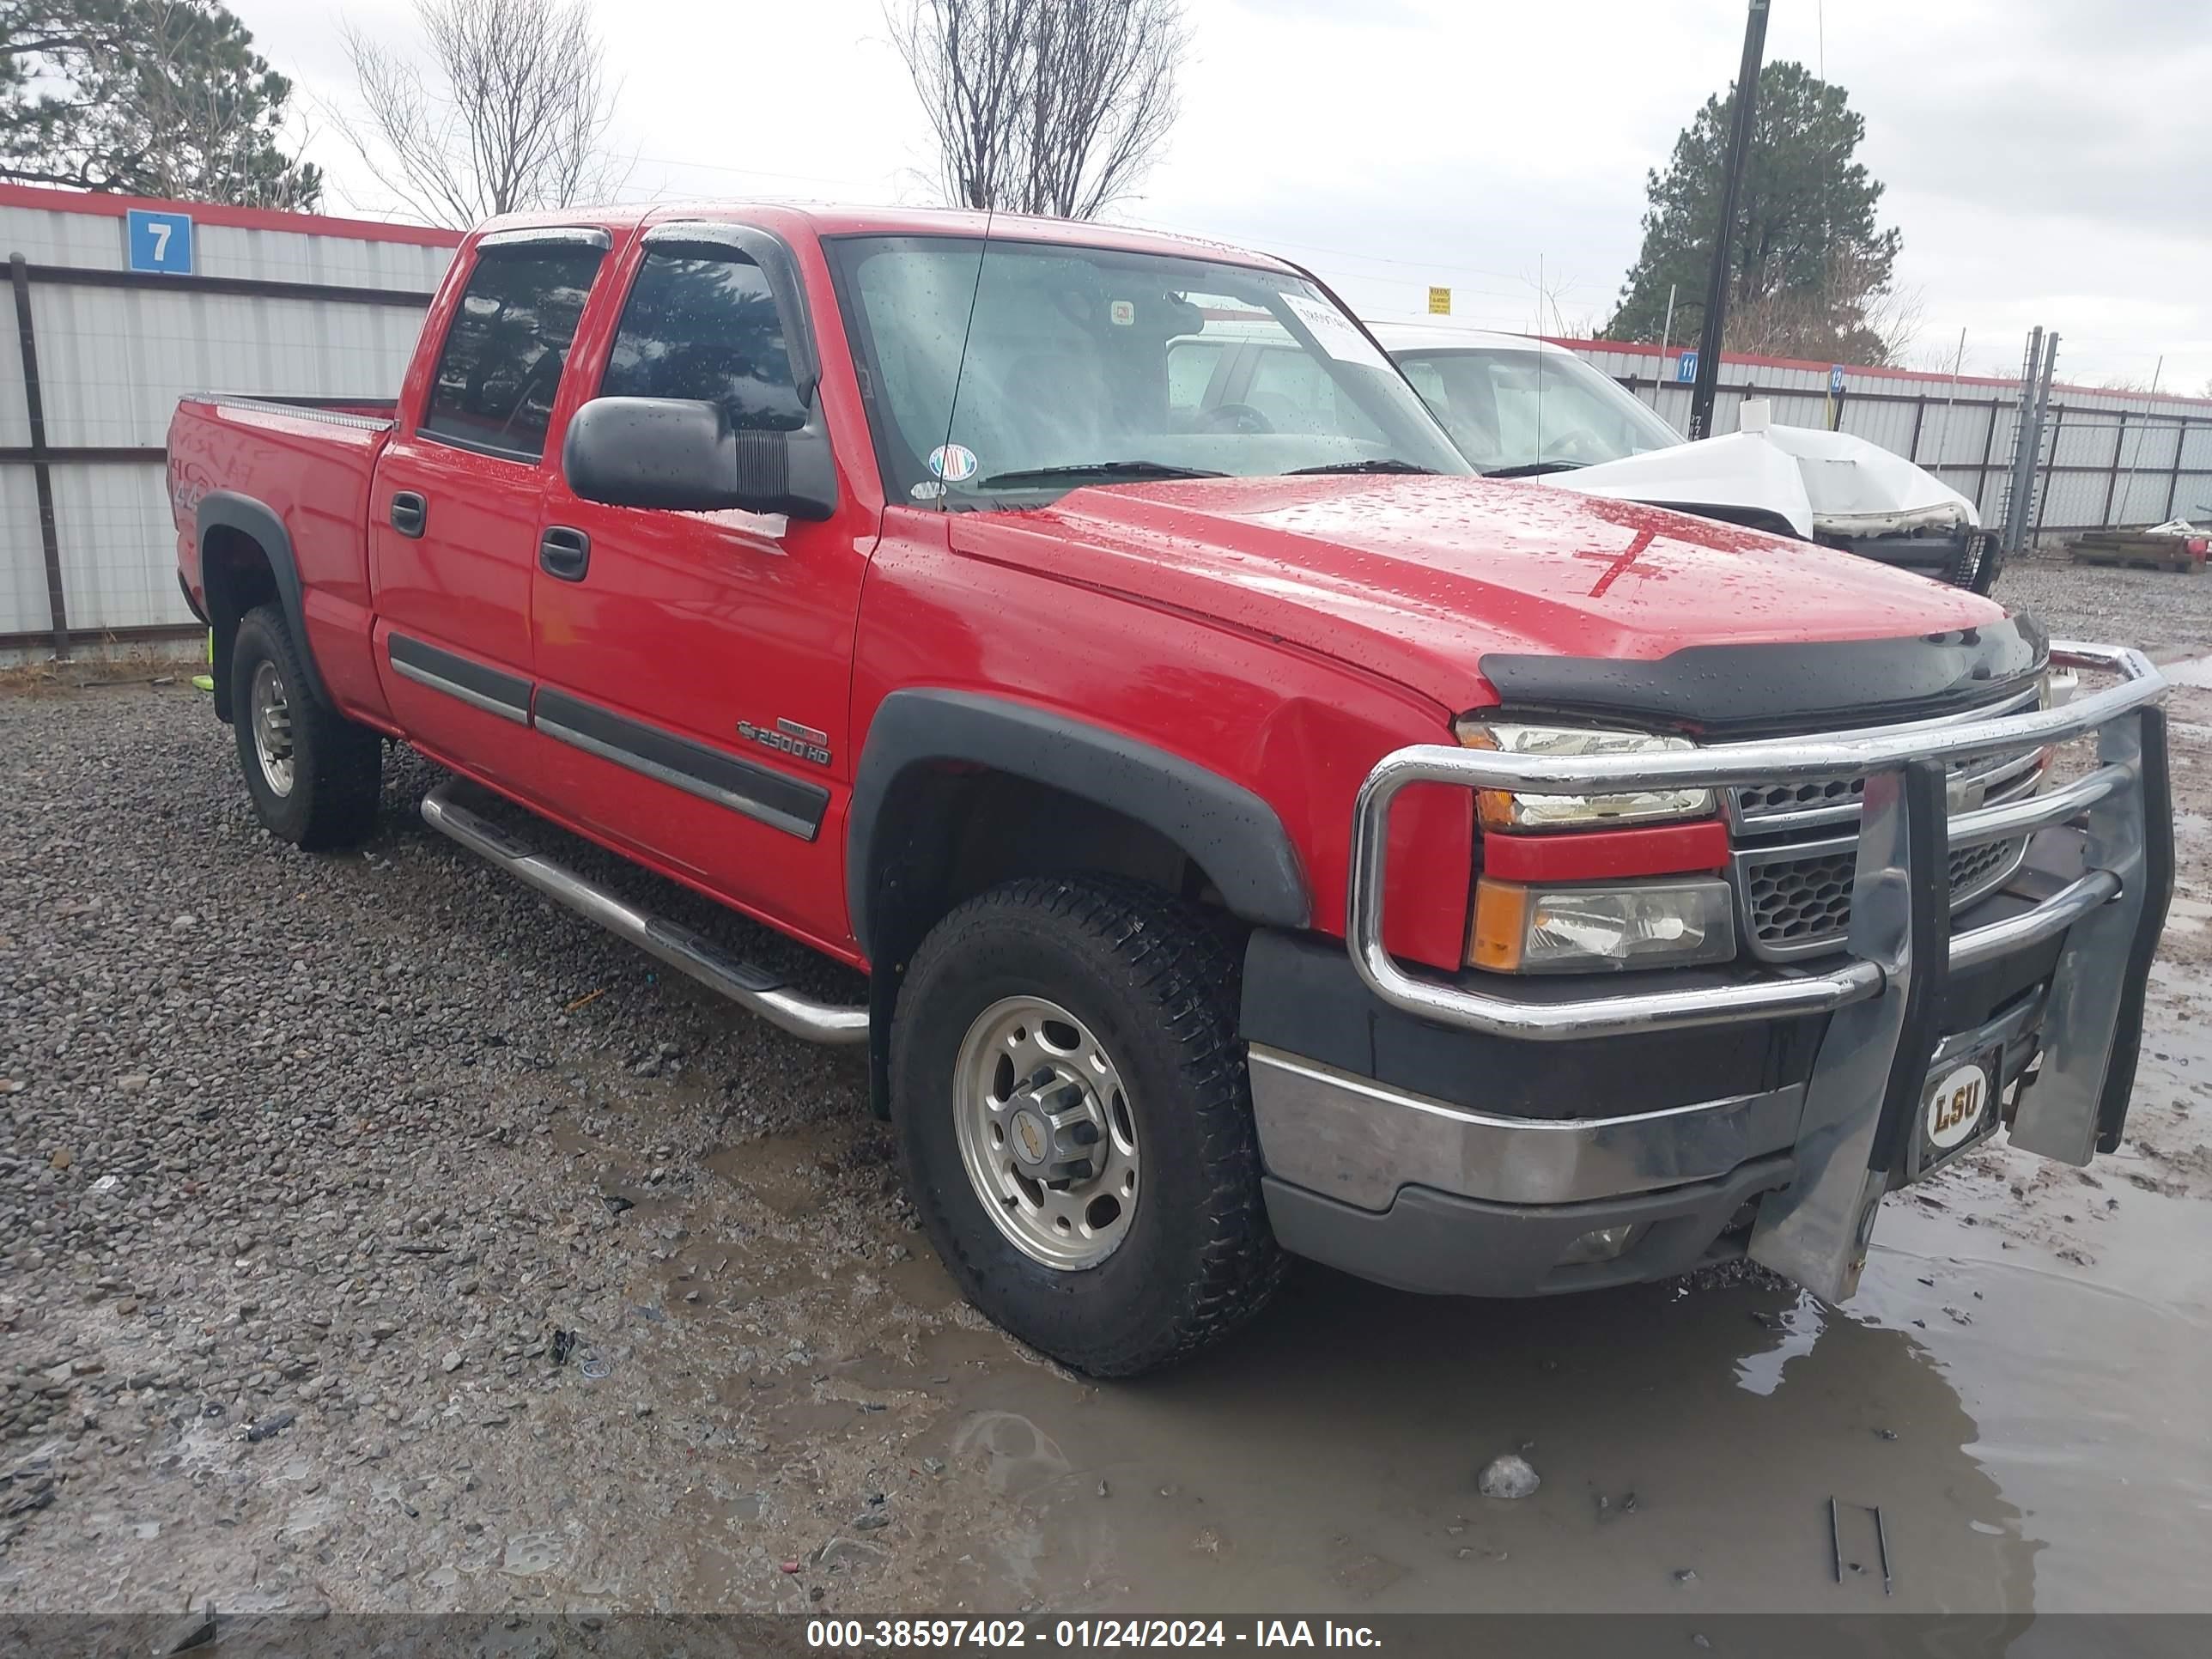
1279 294 1391 371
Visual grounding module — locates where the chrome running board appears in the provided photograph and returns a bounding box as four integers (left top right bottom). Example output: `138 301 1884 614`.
420 781 868 1046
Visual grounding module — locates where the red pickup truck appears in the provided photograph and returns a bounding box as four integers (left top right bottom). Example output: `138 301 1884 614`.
168 204 2172 1376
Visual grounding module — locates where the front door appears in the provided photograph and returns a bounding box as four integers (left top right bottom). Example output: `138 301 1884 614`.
370 230 612 793
529 226 874 954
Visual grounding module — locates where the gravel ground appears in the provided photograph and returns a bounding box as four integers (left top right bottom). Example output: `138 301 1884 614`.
1994 552 2212 656
0 685 977 1613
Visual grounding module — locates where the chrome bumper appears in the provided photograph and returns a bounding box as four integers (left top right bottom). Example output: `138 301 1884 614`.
1249 1046 1802 1208
1342 641 2172 1300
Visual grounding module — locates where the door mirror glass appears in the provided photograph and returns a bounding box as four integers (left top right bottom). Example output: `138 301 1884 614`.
562 396 837 520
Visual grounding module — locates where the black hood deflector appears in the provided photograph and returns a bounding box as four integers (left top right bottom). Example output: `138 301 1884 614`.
1479 615 2050 739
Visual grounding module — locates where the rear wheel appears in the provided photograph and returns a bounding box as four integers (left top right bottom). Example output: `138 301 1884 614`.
890 876 1283 1376
229 604 382 849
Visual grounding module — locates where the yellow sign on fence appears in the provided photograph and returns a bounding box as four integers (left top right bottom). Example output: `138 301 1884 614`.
1427 286 1451 316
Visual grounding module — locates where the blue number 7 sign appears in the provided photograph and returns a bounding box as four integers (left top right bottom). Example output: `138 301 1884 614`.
126 209 195 275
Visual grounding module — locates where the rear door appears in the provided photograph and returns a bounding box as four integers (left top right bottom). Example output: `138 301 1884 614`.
370 228 613 793
527 223 876 950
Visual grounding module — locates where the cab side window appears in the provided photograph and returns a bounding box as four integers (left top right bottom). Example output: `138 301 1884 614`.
1245 344 1384 441
421 243 605 460
600 250 806 431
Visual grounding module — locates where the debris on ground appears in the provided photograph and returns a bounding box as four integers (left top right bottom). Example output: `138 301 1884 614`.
1478 1455 1540 1500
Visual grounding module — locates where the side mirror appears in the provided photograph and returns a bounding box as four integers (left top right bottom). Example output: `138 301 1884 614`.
562 397 837 521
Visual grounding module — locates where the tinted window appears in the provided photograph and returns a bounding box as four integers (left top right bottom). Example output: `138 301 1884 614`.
422 243 604 459
600 251 806 431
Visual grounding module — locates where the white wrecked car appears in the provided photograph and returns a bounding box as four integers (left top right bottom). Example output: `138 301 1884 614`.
1362 322 1997 591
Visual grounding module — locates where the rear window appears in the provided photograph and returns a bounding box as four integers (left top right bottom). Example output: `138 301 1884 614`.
421 243 605 460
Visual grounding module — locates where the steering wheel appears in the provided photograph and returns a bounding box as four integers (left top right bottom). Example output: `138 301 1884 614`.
1200 401 1274 435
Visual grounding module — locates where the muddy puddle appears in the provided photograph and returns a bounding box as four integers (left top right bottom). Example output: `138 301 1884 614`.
525 994 2208 1617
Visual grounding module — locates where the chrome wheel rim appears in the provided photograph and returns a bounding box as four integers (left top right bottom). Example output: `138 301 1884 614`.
249 659 295 797
952 995 1139 1271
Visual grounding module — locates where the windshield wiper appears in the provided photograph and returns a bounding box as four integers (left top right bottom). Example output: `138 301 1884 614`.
975 460 1228 489
1483 461 1585 478
1285 459 1437 476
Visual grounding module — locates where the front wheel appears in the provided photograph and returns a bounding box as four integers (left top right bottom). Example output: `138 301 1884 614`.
890 876 1284 1376
229 605 382 849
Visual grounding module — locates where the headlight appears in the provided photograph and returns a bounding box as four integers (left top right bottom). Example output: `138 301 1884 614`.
1471 876 1736 974
1455 720 1715 829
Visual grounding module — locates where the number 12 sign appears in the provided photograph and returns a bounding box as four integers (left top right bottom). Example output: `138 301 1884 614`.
126 209 195 275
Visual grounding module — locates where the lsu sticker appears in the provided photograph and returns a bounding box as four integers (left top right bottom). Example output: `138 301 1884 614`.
927 442 979 483
1109 299 1136 326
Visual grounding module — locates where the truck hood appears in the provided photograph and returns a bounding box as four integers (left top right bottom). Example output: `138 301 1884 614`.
1552 424 1978 541
987 474 2010 714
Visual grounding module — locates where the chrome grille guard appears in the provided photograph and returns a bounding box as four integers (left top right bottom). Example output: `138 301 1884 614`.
1346 642 2172 1300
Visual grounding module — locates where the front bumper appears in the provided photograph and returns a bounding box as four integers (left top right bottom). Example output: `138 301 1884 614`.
1254 641 2170 1302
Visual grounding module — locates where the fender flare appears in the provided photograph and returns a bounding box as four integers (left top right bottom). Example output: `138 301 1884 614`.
197 490 334 711
847 688 1310 960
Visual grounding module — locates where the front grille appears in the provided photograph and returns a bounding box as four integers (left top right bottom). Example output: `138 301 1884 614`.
1729 687 2045 832
1741 836 2031 955
1729 688 2051 961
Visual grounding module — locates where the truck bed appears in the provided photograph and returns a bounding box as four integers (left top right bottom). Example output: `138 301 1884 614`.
168 392 400 724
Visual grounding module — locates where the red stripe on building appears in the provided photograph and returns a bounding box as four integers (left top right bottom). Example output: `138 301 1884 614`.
0 180 464 249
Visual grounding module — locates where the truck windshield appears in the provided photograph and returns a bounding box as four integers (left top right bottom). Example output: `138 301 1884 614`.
826 234 1470 507
1393 348 1683 476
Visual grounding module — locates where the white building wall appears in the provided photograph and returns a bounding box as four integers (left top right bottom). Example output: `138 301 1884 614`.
2 186 456 642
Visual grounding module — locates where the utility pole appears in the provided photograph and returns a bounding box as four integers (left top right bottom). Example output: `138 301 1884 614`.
2000 328 2044 556
1649 283 1678 413
2027 331 2060 542
1687 0 1771 440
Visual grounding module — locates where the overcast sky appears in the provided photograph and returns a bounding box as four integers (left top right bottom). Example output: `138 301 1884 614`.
249 0 2212 393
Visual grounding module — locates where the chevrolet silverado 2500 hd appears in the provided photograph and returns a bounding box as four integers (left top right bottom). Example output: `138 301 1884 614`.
167 204 2172 1376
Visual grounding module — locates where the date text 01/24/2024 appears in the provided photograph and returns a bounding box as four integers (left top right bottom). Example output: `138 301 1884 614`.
805 1620 1382 1649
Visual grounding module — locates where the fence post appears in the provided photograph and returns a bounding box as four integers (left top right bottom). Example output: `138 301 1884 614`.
2101 411 2129 527
2168 421 2194 522
1975 398 2002 521
1906 396 1926 463
8 252 70 660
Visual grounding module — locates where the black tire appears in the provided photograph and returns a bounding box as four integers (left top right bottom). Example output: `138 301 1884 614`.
890 875 1283 1376
229 604 382 850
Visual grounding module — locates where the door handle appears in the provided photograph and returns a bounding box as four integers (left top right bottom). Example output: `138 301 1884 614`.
539 526 591 582
390 491 427 538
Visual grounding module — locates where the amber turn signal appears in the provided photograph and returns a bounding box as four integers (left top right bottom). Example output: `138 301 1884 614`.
1469 878 1531 971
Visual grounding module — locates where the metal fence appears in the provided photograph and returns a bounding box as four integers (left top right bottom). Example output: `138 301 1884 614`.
1570 338 2212 538
0 182 456 659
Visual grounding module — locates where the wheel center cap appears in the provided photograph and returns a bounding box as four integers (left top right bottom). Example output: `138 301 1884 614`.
1011 1109 1048 1166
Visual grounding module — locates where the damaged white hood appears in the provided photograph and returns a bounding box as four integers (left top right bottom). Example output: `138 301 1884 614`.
1549 404 1978 542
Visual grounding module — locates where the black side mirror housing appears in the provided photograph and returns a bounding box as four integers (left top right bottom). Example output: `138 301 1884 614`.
562 397 837 521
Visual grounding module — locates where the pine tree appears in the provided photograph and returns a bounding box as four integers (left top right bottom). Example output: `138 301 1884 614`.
2 1 321 209
1607 61 1901 364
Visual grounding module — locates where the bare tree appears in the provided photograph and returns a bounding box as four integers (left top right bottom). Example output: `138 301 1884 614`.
335 0 626 227
888 0 1188 221
1724 244 1922 367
